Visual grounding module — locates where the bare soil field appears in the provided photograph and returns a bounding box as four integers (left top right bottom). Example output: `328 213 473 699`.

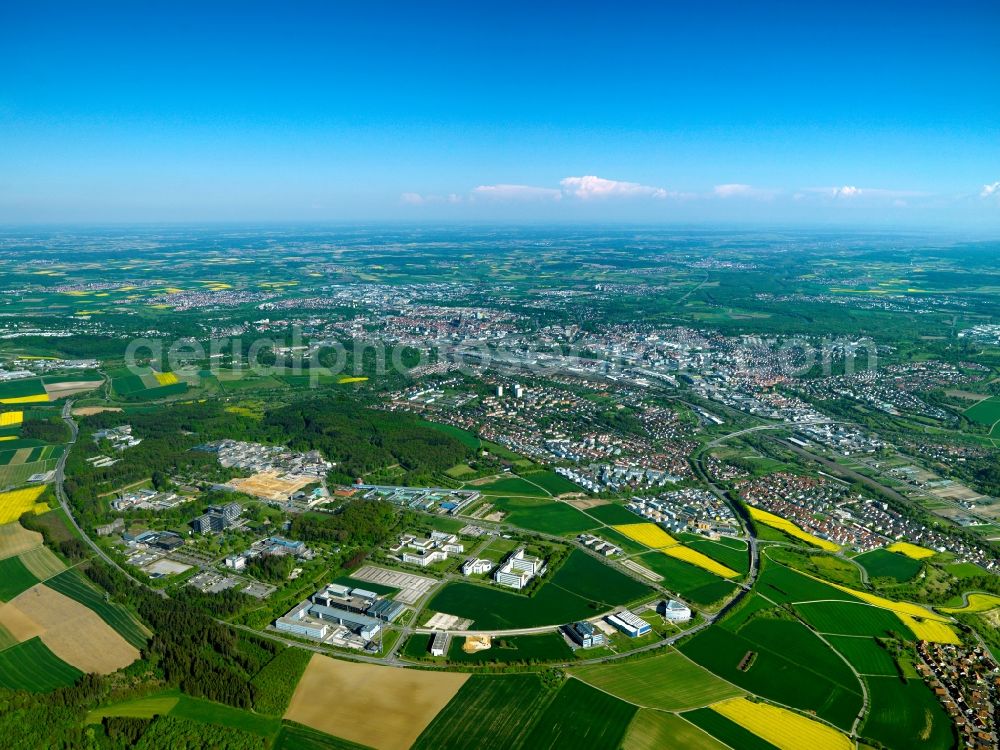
72 406 122 417
4 584 139 674
43 381 103 399
229 471 313 501
285 654 468 750
567 497 610 510
0 522 42 559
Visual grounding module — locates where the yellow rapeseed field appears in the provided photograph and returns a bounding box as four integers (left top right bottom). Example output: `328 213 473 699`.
747 506 839 551
711 698 853 750
0 411 24 427
338 376 369 384
0 486 49 525
153 372 179 386
613 523 678 549
0 394 49 405
885 541 935 560
894 613 961 644
941 593 1000 614
662 545 739 578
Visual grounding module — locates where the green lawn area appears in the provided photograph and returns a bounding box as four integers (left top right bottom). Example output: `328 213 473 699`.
795 601 915 639
412 674 555 750
855 548 922 582
0 556 39 601
427 550 653 629
87 690 182 722
862 677 955 750
572 649 744 710
622 710 728 750
474 476 550 496
518 470 585 495
826 636 897 676
0 637 83 691
521 678 638 750
490 496 599 535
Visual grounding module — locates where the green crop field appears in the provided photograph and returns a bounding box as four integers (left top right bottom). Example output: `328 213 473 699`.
521 678 637 750
412 674 555 750
964 396 1000 425
855 548 922 582
638 551 735 606
795 601 915 639
756 562 858 605
0 622 17 650
475 476 549 496
680 537 750 574
274 722 373 750
717 594 775 632
738 618 860 693
448 633 573 664
44 570 149 648
170 694 282 737
681 708 778 750
0 556 39 600
678 623 863 730
0 379 47 400
490 496 599 535
572 649 744 710
580 502 641 525
862 677 955 750
427 550 652 629
517 470 583 495
622 709 728 750
0 637 83 691
825 636 897 676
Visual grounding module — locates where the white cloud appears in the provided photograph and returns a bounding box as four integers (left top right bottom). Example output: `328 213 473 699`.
833 185 862 198
982 181 1000 198
400 192 426 205
472 184 562 201
713 183 777 200
401 192 464 205
559 175 668 200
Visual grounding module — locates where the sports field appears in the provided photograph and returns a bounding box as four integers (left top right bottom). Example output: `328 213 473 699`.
746 507 838 551
285 654 468 750
412 674 554 750
521 678 637 750
572 649 744 710
622 710 727 750
0 636 83 691
711 697 852 750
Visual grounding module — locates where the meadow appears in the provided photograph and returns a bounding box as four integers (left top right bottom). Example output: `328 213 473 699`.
274 722 372 750
412 674 555 750
0 636 83 691
963 395 1000 425
572 649 744 710
521 678 637 750
855 548 922 582
517 470 583 495
580 502 642 525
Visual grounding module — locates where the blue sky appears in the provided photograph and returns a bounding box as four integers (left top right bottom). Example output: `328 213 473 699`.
1 1 998 225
